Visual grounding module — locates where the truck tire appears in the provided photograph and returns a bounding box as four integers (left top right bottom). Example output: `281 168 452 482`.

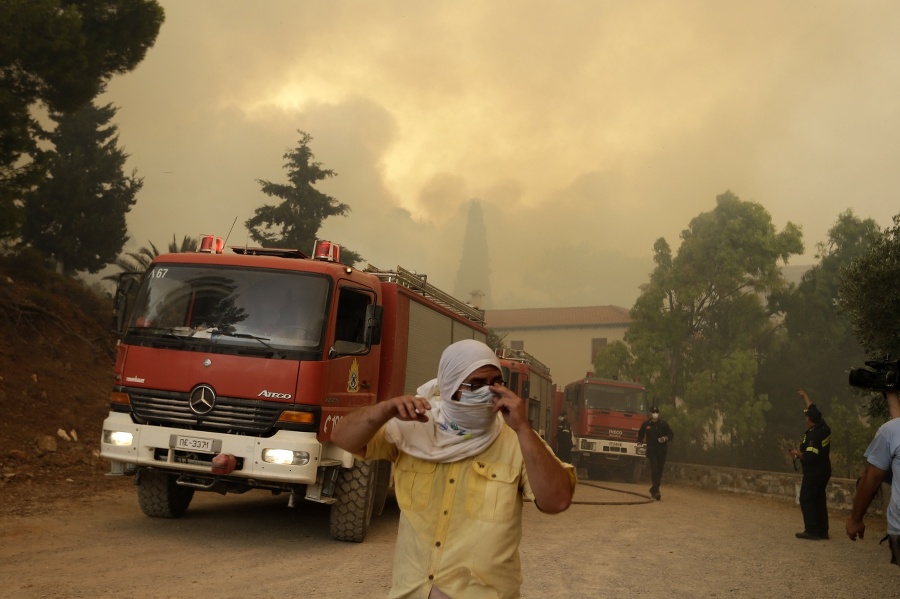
137 469 195 518
330 460 377 543
587 463 605 481
371 459 392 517
628 460 643 484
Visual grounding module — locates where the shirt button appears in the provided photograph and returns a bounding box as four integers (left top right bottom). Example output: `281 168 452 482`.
443 510 448 515
491 474 497 478
428 575 434 580
435 541 441 547
449 478 455 484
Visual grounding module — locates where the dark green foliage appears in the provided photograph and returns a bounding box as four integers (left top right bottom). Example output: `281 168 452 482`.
755 210 879 469
0 246 55 287
486 328 507 351
838 212 900 420
246 131 362 265
1 249 111 328
593 340 633 380
21 100 141 274
0 0 164 242
839 214 900 361
626 191 803 460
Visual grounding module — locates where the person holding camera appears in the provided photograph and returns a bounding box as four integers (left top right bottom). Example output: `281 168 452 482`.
845 390 900 565
788 389 832 540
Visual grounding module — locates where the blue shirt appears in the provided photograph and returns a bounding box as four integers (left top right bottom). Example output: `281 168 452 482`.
863 418 900 534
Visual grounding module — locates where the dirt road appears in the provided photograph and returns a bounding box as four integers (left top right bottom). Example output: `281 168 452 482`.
0 478 893 598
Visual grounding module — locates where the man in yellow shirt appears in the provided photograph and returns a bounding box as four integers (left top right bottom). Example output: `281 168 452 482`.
332 339 576 599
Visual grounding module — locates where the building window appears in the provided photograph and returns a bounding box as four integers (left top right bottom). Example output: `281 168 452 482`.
591 338 607 362
511 340 524 351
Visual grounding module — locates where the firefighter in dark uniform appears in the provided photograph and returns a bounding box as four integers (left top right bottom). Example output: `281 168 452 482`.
789 389 832 540
637 407 674 501
556 413 573 463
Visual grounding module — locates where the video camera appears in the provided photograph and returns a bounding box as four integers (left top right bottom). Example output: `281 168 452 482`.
848 356 900 391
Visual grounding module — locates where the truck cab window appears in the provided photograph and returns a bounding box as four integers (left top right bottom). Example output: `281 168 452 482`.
334 288 372 346
127 266 329 355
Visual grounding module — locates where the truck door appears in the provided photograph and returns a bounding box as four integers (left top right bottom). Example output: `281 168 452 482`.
321 284 380 439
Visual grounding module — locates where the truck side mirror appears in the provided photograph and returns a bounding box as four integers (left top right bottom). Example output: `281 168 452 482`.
112 273 141 336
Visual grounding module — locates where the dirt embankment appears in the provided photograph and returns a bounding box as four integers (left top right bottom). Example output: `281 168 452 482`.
0 254 118 517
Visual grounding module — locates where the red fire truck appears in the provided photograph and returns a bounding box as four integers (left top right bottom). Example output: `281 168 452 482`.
494 347 554 440
559 373 648 482
100 237 486 542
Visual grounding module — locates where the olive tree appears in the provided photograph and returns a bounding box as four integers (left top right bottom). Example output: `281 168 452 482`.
626 191 803 463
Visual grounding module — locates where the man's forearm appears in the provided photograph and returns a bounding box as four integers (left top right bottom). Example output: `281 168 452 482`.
331 401 397 454
517 428 574 513
850 465 884 523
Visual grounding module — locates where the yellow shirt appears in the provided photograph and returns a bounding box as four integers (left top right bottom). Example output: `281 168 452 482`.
365 425 576 599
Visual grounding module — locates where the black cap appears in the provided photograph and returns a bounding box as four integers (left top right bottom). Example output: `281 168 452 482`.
804 405 822 422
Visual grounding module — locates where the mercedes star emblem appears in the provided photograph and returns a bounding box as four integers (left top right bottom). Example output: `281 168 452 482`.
188 384 216 415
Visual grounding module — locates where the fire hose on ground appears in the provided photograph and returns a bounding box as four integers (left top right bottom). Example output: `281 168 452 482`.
569 480 656 505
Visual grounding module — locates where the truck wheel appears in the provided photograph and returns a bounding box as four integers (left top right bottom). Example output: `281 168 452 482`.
330 460 377 543
371 460 392 517
137 469 194 518
628 460 643 484
587 464 605 480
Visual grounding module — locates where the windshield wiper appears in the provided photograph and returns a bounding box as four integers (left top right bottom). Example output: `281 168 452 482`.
125 326 191 348
209 330 275 350
207 329 293 358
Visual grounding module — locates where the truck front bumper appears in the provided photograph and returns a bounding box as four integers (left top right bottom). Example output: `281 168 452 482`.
100 412 326 485
575 438 645 461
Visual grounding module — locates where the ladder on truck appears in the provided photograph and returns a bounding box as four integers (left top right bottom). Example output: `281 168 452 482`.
494 347 551 377
365 264 485 325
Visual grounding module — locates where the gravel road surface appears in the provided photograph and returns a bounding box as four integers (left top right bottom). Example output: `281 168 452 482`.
0 478 893 598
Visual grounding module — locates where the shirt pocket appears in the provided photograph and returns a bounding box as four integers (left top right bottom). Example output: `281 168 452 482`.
465 461 519 522
394 455 437 511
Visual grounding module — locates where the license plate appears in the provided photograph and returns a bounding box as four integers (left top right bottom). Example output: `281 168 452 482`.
608 442 622 447
170 435 217 453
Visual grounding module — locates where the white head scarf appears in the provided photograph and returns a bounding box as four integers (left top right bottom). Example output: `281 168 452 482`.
386 339 504 462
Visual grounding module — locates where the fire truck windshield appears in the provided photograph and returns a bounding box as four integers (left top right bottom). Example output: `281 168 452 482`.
127 265 329 355
583 383 645 413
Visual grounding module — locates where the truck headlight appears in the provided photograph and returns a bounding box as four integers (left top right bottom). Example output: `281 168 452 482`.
636 445 647 456
103 430 134 447
262 449 310 466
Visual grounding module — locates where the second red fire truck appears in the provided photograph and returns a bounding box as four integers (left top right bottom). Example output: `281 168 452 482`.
557 373 648 482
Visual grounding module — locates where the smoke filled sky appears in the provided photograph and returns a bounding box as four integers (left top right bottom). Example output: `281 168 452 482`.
101 1 900 309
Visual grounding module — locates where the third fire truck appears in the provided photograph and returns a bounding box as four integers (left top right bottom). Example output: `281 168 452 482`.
560 373 648 482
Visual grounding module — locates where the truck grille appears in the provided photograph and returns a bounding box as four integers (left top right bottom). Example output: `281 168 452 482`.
128 388 282 434
587 426 639 442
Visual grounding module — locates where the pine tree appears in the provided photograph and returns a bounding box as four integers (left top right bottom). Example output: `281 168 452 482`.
0 0 164 242
21 101 142 275
246 131 361 264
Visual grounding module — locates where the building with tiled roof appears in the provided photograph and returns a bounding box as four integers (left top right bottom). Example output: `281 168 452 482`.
484 306 631 389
